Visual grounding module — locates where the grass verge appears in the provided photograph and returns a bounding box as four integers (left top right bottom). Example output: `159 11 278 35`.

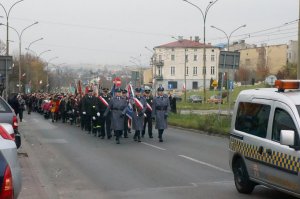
168 113 231 136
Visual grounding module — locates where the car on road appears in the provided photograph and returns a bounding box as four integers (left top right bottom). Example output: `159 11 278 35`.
207 95 223 104
229 80 300 198
0 123 22 199
0 96 20 148
187 95 202 103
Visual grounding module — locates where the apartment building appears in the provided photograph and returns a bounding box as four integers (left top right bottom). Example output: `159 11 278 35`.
152 37 220 91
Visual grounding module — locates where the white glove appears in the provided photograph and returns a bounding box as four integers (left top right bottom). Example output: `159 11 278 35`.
82 112 86 115
97 112 100 116
92 116 96 120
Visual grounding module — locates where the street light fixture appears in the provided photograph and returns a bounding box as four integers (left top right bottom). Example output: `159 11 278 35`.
38 49 51 58
5 21 39 92
27 37 43 50
145 46 157 95
211 24 246 114
183 0 219 102
0 0 25 55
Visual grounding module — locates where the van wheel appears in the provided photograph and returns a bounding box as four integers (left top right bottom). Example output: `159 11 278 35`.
233 158 255 194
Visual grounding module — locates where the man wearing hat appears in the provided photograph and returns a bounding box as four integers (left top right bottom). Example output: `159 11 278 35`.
99 88 112 139
104 88 128 144
152 86 170 142
142 88 153 138
82 89 100 134
132 87 147 142
122 89 130 138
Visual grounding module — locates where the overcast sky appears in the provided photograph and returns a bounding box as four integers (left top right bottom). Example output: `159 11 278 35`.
0 0 298 66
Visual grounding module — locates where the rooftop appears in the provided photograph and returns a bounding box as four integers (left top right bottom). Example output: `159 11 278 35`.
155 39 214 49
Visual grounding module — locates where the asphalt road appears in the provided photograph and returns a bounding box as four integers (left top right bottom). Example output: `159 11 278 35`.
18 113 297 199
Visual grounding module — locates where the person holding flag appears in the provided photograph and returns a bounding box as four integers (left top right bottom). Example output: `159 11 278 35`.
142 87 153 138
152 86 170 142
131 88 147 142
104 88 128 144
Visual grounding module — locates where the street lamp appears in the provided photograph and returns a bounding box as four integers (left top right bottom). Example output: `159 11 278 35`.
4 22 39 92
211 24 246 114
38 49 51 58
145 46 156 95
27 37 43 50
183 0 219 102
0 0 25 55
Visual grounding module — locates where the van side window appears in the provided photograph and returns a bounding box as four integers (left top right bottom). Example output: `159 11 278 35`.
235 102 270 138
272 108 298 143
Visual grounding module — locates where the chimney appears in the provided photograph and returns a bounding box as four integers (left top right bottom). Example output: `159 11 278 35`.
190 36 193 41
195 36 200 42
178 36 183 41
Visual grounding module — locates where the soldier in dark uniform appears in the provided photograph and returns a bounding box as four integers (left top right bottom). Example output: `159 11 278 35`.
122 89 130 138
82 89 100 134
152 86 170 142
142 88 153 138
132 88 147 142
99 88 112 139
104 88 128 144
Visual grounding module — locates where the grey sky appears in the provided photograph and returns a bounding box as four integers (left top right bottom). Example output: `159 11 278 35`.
0 0 298 66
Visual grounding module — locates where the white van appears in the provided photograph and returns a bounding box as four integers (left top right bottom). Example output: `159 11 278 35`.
229 80 300 197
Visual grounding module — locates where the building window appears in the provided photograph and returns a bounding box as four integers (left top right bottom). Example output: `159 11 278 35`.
159 55 162 61
171 55 175 61
172 48 174 52
186 67 189 76
194 49 197 52
245 58 251 66
194 55 198 61
203 67 206 75
171 66 175 76
193 67 197 75
192 81 198 89
211 66 215 75
211 55 215 62
168 81 178 89
185 55 189 62
158 67 162 76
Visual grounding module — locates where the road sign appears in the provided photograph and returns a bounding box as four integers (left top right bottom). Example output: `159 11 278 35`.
218 51 240 69
113 77 122 87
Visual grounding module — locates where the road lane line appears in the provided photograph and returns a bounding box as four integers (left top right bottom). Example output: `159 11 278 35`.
178 155 231 173
141 142 166 151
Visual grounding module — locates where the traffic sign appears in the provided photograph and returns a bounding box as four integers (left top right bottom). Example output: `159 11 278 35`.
212 80 218 87
113 77 122 87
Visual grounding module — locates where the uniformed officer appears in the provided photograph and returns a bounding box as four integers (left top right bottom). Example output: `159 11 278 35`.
122 89 130 138
104 88 128 144
99 88 112 139
132 88 147 142
82 89 100 134
152 86 170 142
142 88 153 138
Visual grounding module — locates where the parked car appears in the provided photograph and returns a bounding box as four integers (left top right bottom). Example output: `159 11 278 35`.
207 95 223 104
0 96 20 148
0 123 22 198
188 95 203 103
172 94 182 102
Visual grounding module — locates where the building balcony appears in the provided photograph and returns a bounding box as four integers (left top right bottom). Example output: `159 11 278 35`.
155 75 163 81
154 60 164 67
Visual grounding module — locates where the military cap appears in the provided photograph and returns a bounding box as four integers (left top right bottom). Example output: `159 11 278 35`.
88 89 93 92
102 88 109 92
157 87 164 92
121 89 128 93
115 88 122 93
145 90 151 94
135 87 142 92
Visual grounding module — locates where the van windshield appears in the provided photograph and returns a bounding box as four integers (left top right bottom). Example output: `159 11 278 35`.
297 105 300 118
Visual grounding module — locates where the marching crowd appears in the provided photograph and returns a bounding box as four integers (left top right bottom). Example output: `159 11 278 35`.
11 86 173 144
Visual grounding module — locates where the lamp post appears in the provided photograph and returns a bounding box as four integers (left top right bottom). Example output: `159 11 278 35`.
5 22 39 92
211 24 246 115
211 24 246 100
183 0 219 102
27 37 43 50
0 0 25 55
38 49 51 59
46 56 58 92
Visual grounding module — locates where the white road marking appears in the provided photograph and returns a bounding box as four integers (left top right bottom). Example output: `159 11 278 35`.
141 142 166 151
178 155 231 173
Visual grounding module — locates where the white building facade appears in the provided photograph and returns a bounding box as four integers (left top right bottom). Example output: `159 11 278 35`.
152 38 220 91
